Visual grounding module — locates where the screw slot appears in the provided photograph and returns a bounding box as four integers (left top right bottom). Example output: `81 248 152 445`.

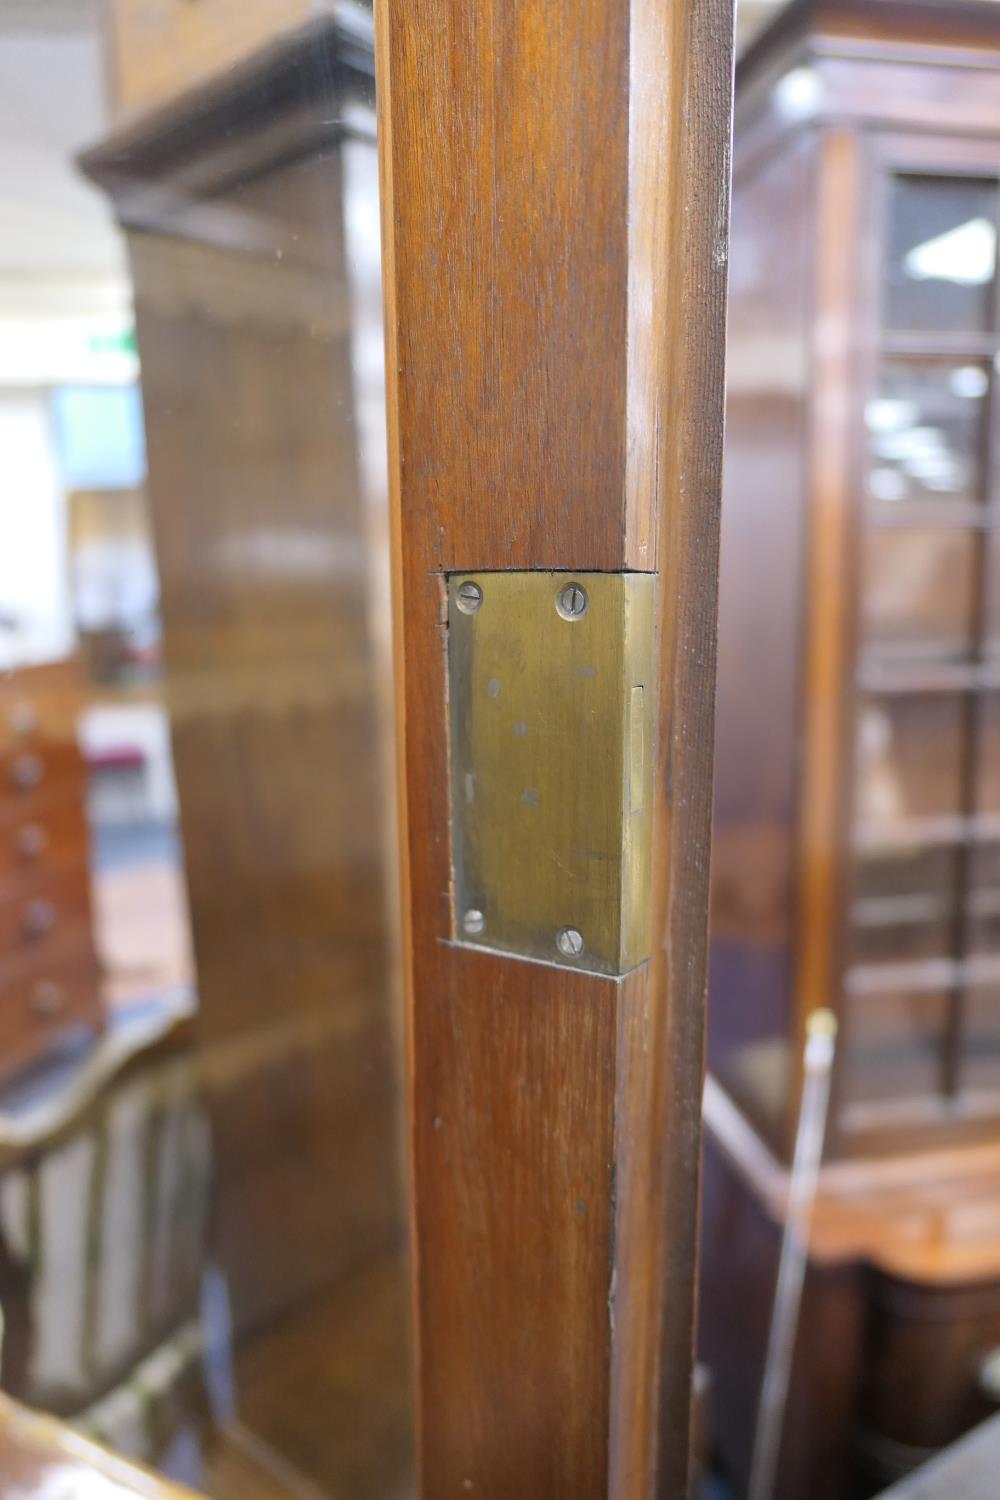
556 927 585 958
456 581 483 615
463 908 486 937
556 583 588 621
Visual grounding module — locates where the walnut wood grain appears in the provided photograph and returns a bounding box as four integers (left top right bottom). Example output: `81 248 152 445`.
376 1 734 1494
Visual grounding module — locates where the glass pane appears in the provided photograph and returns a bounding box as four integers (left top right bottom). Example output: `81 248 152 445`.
865 359 990 509
850 845 958 967
885 174 998 334
842 990 949 1107
855 693 965 835
860 527 978 662
0 7 412 1498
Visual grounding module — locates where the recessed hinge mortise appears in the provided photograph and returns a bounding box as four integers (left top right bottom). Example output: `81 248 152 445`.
447 570 655 977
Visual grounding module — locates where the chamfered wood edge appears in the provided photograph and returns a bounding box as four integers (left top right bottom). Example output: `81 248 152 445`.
612 0 736 1493
374 0 422 1484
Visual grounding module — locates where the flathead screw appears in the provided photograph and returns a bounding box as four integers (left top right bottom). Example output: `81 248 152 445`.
556 927 585 958
556 583 588 620
463 908 486 937
456 581 483 615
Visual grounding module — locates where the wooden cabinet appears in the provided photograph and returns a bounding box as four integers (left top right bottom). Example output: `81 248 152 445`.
712 2 1000 1165
0 661 103 1080
703 1 1000 1495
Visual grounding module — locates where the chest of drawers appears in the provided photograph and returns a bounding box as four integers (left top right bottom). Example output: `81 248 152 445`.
0 662 104 1081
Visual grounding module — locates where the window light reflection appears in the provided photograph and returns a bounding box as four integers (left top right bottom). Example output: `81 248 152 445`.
904 216 997 287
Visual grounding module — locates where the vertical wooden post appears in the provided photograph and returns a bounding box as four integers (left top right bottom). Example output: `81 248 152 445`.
376 1 735 1494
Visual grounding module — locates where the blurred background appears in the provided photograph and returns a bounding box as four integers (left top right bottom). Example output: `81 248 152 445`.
0 1 997 1498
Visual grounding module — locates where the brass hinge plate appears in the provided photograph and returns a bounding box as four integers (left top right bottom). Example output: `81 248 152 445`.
448 570 654 977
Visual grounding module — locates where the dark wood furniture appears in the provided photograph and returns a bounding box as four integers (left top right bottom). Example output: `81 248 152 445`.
702 2 1000 1495
0 660 104 1079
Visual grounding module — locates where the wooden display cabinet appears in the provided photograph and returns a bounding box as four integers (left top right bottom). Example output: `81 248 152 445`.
702 1 1000 1495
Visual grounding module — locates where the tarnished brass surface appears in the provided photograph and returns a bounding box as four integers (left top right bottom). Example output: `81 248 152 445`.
448 571 655 977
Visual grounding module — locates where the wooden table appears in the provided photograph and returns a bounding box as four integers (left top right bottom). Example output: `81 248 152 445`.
0 1394 201 1498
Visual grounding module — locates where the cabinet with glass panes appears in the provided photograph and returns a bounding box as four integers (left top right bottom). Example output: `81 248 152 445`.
703 7 1000 1494
850 158 1000 1141
710 0 1000 1165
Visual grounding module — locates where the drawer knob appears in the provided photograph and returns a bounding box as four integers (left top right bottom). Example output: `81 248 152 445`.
23 899 57 939
32 981 65 1019
17 824 48 860
10 753 43 790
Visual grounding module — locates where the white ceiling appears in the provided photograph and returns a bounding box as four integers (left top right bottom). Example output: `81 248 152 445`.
0 0 125 296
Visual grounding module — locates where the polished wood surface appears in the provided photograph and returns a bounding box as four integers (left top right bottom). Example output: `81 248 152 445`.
377 0 734 1493
0 1394 202 1498
705 1073 1000 1286
611 3 736 1488
701 1094 1000 1496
